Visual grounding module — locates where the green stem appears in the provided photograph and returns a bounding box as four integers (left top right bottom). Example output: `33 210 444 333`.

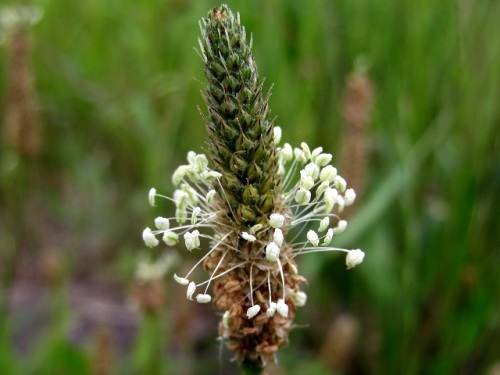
240 361 264 375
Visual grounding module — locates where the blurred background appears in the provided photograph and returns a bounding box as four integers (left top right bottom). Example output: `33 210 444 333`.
1 0 499 374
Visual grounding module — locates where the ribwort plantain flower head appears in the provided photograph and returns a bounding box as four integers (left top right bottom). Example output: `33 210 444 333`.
142 4 364 371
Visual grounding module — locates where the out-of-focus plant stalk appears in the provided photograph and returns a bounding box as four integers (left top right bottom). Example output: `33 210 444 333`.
340 61 374 218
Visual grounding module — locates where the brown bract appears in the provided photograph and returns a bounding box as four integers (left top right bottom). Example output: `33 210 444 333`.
203 211 306 367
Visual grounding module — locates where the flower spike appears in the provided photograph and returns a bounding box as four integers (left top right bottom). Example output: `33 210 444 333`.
141 4 365 372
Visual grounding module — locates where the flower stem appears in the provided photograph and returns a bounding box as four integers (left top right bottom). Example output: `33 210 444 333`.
241 360 264 375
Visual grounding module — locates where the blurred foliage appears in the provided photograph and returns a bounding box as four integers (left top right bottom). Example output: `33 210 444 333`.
0 0 499 374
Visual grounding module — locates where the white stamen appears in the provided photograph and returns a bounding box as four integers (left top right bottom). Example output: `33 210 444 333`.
206 189 216 205
187 282 196 300
311 147 323 159
192 154 209 173
273 228 284 247
292 291 307 307
320 165 337 182
269 213 285 228
246 305 261 319
172 165 191 186
184 230 200 251
344 188 356 206
266 242 280 262
335 220 348 234
304 162 320 181
154 217 170 230
148 188 156 206
196 293 212 303
163 231 179 246
142 228 159 248
202 170 222 181
293 147 307 164
334 175 347 192
241 231 256 242
307 230 319 247
318 217 330 232
279 143 293 163
316 181 330 197
191 207 201 226
273 126 282 145
173 190 189 209
315 153 332 167
173 274 189 285
266 302 277 317
299 171 315 190
323 228 334 245
300 142 312 161
276 298 289 317
346 249 365 269
295 188 311 205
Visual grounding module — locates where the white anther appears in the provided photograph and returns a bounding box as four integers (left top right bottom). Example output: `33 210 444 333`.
323 228 334 245
266 302 277 317
266 242 280 262
304 162 320 181
246 305 261 319
300 142 312 161
154 217 170 230
334 175 347 192
307 230 319 247
183 230 200 251
295 188 311 205
320 165 337 182
173 190 189 209
324 187 338 212
173 274 189 285
346 249 365 269
142 227 159 248
273 228 284 247
186 282 196 300
336 195 345 212
278 164 286 175
315 153 332 167
311 146 323 159
196 293 212 303
148 188 156 206
187 151 196 165
292 291 307 307
191 207 201 226
299 170 315 190
273 126 282 145
201 170 222 181
241 231 256 242
162 230 179 246
318 217 330 232
269 213 285 228
279 143 293 163
172 165 191 186
206 189 216 205
293 147 308 164
181 183 198 205
344 188 356 206
316 181 330 197
192 154 209 173
335 220 348 234
276 299 289 317
175 208 188 224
